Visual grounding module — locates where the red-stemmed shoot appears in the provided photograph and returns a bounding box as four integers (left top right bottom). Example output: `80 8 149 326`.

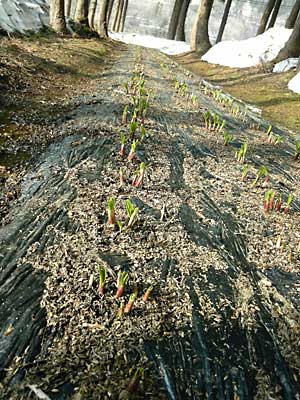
275 193 283 212
142 285 154 301
119 133 126 157
116 271 129 298
284 194 293 214
124 287 138 314
127 368 144 394
120 167 126 186
128 140 138 161
264 190 275 212
133 162 146 188
107 197 116 227
98 267 107 296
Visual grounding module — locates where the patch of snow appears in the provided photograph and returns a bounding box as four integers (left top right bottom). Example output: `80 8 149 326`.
273 58 299 73
202 27 292 68
0 0 48 33
110 31 190 55
288 72 300 94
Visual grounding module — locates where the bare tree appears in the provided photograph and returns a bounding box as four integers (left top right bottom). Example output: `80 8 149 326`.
275 12 300 62
65 0 72 18
285 0 300 29
176 0 191 42
75 0 89 26
88 0 98 30
115 0 124 31
216 0 232 43
190 0 214 54
257 0 276 35
120 0 129 32
98 0 110 37
167 0 182 40
112 0 122 31
107 0 115 27
267 0 282 29
50 0 67 33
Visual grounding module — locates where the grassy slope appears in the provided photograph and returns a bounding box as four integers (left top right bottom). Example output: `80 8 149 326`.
174 52 300 134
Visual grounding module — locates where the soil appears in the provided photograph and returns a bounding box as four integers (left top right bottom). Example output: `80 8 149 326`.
0 36 300 400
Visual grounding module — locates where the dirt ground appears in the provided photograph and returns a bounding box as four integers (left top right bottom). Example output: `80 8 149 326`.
0 35 300 399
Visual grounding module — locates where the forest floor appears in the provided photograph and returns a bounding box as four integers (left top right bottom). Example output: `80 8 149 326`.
0 35 300 399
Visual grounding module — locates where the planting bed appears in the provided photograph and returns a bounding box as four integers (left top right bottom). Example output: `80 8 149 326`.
0 45 300 399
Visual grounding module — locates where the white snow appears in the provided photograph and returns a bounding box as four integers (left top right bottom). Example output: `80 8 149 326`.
273 58 298 73
109 31 190 55
202 27 292 68
288 72 300 94
0 0 48 33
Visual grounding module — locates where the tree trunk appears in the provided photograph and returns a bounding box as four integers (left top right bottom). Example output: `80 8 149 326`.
98 0 109 37
112 0 122 31
88 0 97 30
120 0 128 32
167 0 182 40
75 0 89 26
285 0 300 29
275 12 300 62
267 0 282 29
65 0 72 17
176 0 191 42
50 0 67 33
257 0 276 35
216 0 232 43
190 0 214 54
107 0 115 27
115 0 124 32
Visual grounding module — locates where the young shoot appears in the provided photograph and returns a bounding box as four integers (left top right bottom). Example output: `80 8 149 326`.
133 162 146 188
284 194 293 214
119 133 126 157
116 271 129 298
223 131 233 146
141 125 146 141
107 197 116 226
126 198 139 228
128 140 138 161
235 142 248 163
119 167 126 186
124 287 138 314
122 105 128 125
203 111 211 129
241 164 249 182
126 368 144 395
129 121 139 140
252 165 269 187
294 141 300 161
143 285 154 301
264 190 275 212
191 93 198 105
98 267 107 296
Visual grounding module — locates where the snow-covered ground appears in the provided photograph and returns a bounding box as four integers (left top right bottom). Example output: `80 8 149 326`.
0 0 48 33
202 27 292 68
110 32 190 55
288 73 300 94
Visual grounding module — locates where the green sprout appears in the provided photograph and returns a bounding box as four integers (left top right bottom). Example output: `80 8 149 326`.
122 105 128 125
284 193 293 214
235 142 248 163
98 267 107 296
133 162 146 188
126 198 139 228
107 197 116 226
191 93 198 105
294 141 300 160
129 121 139 140
241 164 249 182
141 125 146 141
119 167 126 186
119 133 126 157
116 271 129 298
223 131 233 146
252 165 269 187
204 111 211 130
128 140 138 161
264 190 275 212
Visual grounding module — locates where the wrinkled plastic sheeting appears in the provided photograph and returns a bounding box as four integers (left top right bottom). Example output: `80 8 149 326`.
0 0 49 33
